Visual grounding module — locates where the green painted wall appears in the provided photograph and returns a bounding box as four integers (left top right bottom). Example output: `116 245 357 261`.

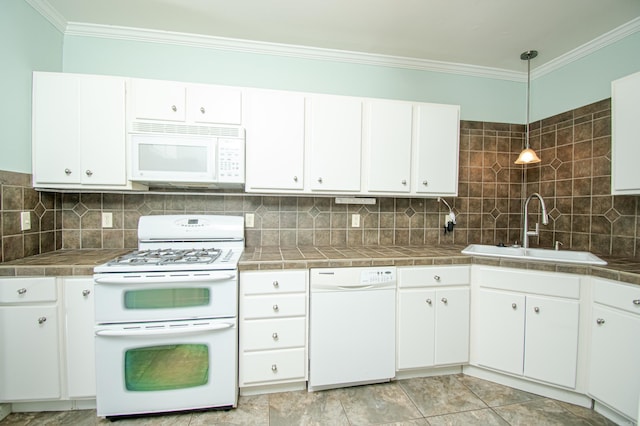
1 1 62 173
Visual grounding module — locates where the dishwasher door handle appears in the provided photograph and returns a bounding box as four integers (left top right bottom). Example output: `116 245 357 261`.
336 284 374 290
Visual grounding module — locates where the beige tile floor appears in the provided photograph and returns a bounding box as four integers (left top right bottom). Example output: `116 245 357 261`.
0 374 617 425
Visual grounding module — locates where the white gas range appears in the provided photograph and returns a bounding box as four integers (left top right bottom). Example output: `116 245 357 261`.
93 214 244 419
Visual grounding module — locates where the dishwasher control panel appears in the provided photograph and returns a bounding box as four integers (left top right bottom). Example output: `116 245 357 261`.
360 268 396 285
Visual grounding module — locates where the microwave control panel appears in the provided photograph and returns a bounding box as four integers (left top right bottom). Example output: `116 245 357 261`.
217 138 245 183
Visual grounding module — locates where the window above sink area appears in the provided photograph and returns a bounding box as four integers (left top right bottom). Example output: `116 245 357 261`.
461 244 607 266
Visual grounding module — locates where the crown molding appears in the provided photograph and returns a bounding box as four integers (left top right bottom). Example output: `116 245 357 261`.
532 16 640 79
25 0 66 34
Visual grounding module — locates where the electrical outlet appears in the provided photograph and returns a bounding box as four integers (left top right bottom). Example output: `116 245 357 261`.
102 212 113 228
20 211 31 231
245 213 255 228
351 214 361 228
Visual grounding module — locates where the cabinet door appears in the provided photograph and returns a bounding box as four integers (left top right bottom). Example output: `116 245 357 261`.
475 289 525 375
64 278 96 398
244 90 305 191
523 295 579 388
0 306 60 401
365 101 412 193
32 72 81 185
132 79 186 122
78 75 127 185
397 289 435 369
612 71 640 194
308 95 362 192
589 305 640 420
434 287 470 365
413 103 460 195
187 85 242 125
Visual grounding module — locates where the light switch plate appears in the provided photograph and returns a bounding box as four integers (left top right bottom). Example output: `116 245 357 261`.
245 213 255 228
351 214 361 228
20 211 31 231
102 212 113 228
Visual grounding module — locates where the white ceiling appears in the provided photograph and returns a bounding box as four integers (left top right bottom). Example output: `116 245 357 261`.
36 0 640 72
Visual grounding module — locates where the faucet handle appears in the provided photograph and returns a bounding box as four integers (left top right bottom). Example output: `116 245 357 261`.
555 241 563 250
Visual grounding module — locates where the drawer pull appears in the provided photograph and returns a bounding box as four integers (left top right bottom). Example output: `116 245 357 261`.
272 332 279 340
426 298 432 305
38 317 47 325
512 303 517 310
433 275 441 281
200 106 206 114
171 105 177 112
17 288 27 295
534 307 540 313
633 299 640 305
441 297 448 304
82 289 91 297
271 364 278 372
272 304 279 312
596 318 605 325
273 281 279 288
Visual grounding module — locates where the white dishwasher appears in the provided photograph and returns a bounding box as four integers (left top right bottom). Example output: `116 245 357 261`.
308 267 396 391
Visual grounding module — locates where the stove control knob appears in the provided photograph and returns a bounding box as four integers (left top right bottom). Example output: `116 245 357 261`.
273 281 279 288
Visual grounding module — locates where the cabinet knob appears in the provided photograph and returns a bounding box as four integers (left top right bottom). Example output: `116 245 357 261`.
85 170 93 177
426 298 432 305
401 180 407 185
171 105 177 112
38 317 47 325
200 106 205 114
596 318 605 325
293 176 298 182
422 180 428 186
511 303 517 310
433 275 441 281
272 304 279 312
271 364 278 372
534 306 540 313
441 297 448 304
317 177 323 184
272 332 279 340
82 289 91 297
64 168 72 175
633 299 640 305
17 288 27 295
273 280 279 288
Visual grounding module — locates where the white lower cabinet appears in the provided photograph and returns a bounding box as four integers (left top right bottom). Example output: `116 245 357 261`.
588 277 640 422
397 266 470 370
63 278 96 399
0 277 60 401
239 270 308 392
471 267 581 389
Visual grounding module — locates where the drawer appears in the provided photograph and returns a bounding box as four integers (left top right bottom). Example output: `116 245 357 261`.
476 266 581 299
0 277 57 303
593 278 640 315
242 294 306 319
398 266 469 288
241 317 306 351
241 270 307 295
240 348 306 385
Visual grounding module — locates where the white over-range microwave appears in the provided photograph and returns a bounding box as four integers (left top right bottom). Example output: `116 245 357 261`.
129 125 245 188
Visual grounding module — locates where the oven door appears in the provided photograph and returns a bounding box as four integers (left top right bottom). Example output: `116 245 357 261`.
95 317 237 417
94 270 237 323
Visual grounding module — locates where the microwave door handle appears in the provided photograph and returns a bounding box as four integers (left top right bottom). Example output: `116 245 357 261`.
94 273 235 285
95 322 235 337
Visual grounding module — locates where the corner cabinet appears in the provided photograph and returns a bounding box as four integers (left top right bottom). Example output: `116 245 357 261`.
396 266 470 372
588 277 640 422
611 70 640 195
239 270 308 395
32 72 138 191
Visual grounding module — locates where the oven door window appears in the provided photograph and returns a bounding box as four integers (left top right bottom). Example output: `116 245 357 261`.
124 288 210 309
125 344 209 391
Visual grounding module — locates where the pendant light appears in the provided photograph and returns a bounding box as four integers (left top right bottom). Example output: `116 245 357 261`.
515 50 541 164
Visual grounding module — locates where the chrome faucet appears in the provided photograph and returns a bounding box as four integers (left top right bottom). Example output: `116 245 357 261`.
523 193 549 248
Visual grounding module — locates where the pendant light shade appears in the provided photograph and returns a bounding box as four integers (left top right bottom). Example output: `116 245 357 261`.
515 50 541 165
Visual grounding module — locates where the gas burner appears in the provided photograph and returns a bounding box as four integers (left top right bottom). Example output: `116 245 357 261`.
108 248 223 267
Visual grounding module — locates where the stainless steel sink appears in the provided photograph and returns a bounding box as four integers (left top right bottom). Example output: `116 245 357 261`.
461 244 607 265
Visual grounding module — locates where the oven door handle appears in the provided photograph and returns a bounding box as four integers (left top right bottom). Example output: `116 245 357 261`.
94 273 235 285
95 321 235 337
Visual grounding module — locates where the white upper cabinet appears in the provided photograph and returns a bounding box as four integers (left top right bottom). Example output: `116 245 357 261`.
413 103 460 195
308 95 363 192
244 89 305 191
32 72 131 189
132 79 242 125
611 71 640 195
364 100 413 193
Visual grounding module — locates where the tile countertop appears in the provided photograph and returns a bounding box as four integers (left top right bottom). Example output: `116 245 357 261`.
0 246 638 286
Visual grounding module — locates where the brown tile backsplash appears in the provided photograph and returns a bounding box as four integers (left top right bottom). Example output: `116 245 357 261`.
1 98 638 262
